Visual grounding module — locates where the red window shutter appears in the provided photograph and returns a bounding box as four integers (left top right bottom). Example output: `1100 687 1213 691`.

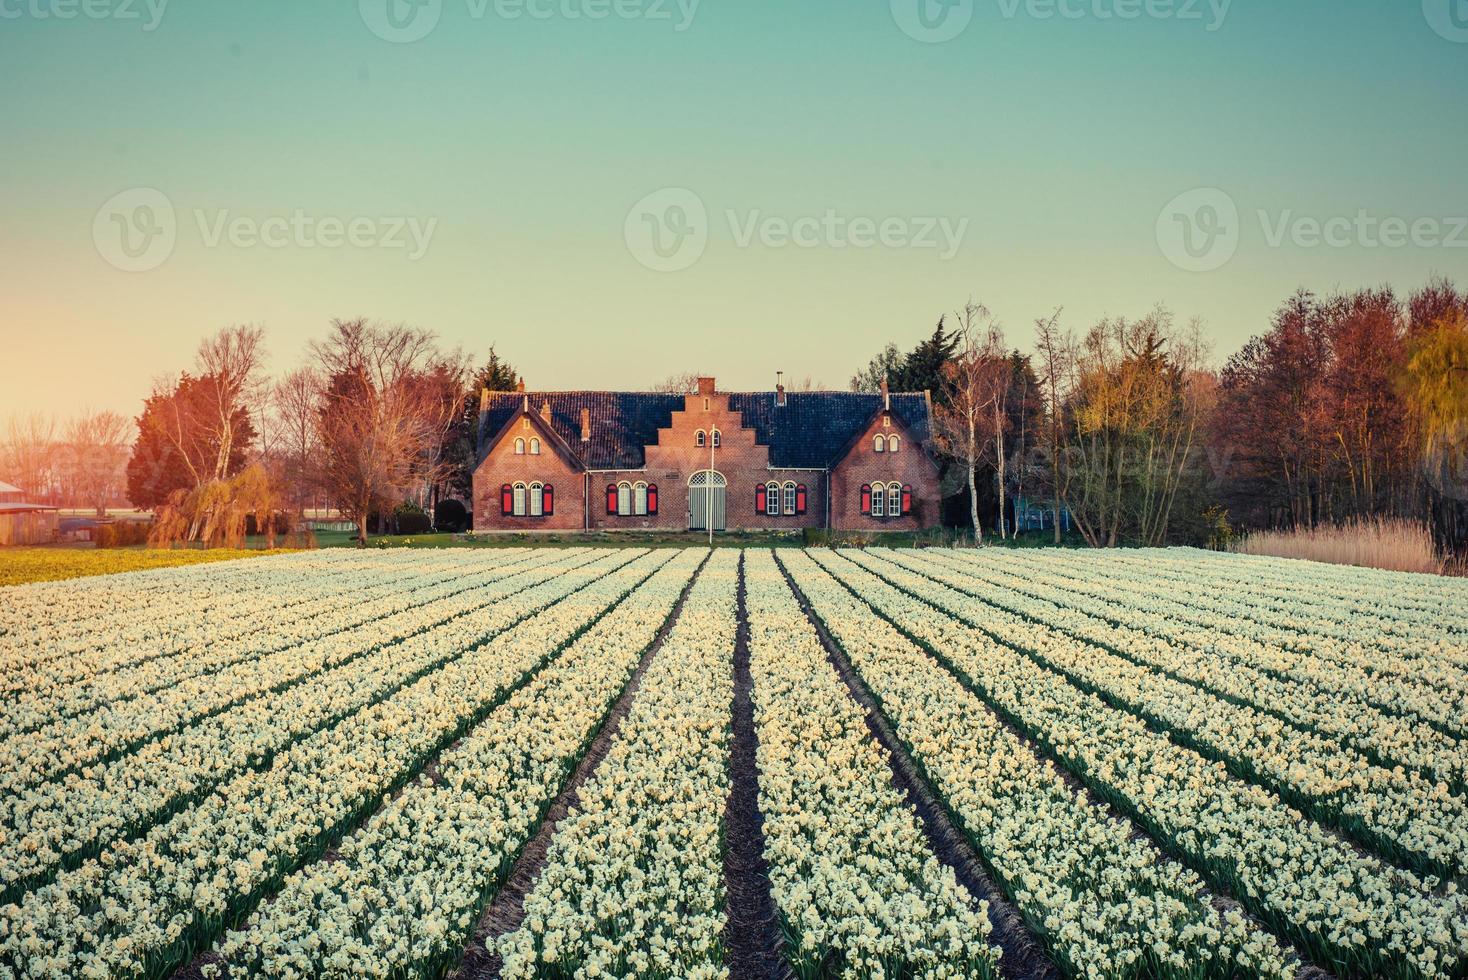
500 484 513 515
606 484 618 515
860 484 871 515
755 484 766 513
543 484 554 516
647 484 658 515
796 484 807 515
901 484 913 516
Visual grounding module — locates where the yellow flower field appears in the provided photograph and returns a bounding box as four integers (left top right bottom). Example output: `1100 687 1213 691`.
0 547 279 587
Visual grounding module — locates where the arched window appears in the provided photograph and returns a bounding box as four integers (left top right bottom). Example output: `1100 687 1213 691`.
765 481 780 516
617 482 632 516
711 429 721 448
529 482 544 517
634 482 649 516
860 484 872 515
782 482 797 516
887 483 901 517
512 482 527 516
530 438 541 455
887 435 900 453
873 435 885 453
695 430 706 448
514 438 525 455
871 483 885 517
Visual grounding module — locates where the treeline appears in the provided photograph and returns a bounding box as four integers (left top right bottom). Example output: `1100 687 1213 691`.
852 277 1468 554
0 412 132 514
118 320 518 547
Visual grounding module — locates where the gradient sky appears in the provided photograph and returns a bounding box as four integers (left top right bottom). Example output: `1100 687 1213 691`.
2 0 1466 420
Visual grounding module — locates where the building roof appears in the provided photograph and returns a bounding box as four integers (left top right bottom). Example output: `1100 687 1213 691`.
479 390 933 471
0 481 22 494
0 502 59 513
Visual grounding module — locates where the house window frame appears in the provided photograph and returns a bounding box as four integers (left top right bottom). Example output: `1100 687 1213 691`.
871 484 886 517
711 428 721 448
782 482 797 516
695 429 706 448
887 483 901 517
529 482 544 516
529 438 541 455
514 438 526 455
765 481 780 516
617 482 632 516
887 435 900 453
873 435 885 453
634 482 649 516
512 482 527 516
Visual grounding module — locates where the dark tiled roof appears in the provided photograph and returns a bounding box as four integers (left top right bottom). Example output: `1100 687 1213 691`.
480 390 932 471
728 392 931 468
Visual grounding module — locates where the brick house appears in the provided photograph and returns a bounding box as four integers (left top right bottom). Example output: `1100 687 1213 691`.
471 377 941 533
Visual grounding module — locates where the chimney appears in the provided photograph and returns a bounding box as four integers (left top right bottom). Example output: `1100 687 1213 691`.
696 376 716 397
775 371 786 408
540 400 552 422
580 408 591 442
880 378 890 412
516 379 526 393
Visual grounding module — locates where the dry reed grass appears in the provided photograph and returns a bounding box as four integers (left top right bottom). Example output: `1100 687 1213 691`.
1234 518 1447 575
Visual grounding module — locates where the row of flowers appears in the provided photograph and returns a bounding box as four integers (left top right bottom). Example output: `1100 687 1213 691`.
494 550 743 980
882 549 1468 793
0 550 645 910
0 548 680 979
0 546 273 591
0 549 548 737
742 549 1001 979
0 550 383 668
777 549 1295 980
0 549 611 797
818 550 1468 979
852 549 1468 881
972 546 1468 696
1093 548 1468 653
206 548 709 978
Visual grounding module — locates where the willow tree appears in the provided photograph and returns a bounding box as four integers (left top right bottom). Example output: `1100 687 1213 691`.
1402 309 1468 554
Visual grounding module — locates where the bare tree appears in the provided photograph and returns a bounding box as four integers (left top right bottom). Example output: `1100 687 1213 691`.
313 318 464 545
195 325 267 483
61 411 131 516
652 372 702 395
2 414 58 501
934 301 1008 543
270 367 323 518
1034 308 1070 544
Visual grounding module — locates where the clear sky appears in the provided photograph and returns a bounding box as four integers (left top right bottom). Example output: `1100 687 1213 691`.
2 0 1466 419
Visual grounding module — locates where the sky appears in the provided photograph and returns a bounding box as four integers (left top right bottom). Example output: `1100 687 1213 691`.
2 0 1466 420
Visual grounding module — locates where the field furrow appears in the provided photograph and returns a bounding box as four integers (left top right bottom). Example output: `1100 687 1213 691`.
743 549 1001 978
813 550 1468 979
206 548 708 978
777 549 1295 980
0 550 675 979
494 550 742 979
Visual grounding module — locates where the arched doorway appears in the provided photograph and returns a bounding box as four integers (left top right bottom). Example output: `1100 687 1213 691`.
688 470 727 531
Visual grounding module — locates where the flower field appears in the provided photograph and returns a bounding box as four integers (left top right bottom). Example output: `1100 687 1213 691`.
1 546 1465 979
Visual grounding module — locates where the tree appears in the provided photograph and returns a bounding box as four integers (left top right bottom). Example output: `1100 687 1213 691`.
270 368 322 518
1034 309 1070 544
315 318 465 545
1401 307 1468 555
653 372 702 395
127 375 257 510
449 348 521 501
850 344 902 393
896 319 961 402
933 302 1007 543
2 414 57 502
60 411 131 516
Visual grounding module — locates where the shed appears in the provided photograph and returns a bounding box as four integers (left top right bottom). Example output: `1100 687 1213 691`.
0 483 60 545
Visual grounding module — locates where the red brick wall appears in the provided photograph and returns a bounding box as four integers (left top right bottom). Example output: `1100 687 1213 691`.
830 412 940 531
587 391 827 532
471 413 586 531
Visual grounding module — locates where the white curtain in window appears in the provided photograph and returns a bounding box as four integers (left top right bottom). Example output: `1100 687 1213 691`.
871 486 885 517
783 483 797 515
634 483 648 516
530 483 543 516
874 435 885 453
888 484 901 515
513 483 527 516
618 483 632 515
